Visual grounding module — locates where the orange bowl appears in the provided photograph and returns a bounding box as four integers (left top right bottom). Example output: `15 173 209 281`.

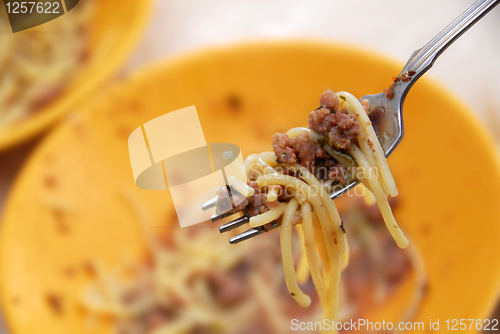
0 0 152 151
1 41 500 333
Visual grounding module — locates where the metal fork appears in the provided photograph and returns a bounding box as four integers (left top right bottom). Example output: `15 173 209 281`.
203 0 499 244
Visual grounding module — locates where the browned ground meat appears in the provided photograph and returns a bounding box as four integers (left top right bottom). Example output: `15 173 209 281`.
272 131 324 165
326 163 348 181
272 132 296 164
243 181 280 216
222 89 361 218
272 131 348 182
216 182 282 217
319 88 340 110
308 90 360 150
205 269 250 308
384 84 395 99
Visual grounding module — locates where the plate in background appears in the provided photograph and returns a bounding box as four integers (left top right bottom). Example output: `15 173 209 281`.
0 0 152 151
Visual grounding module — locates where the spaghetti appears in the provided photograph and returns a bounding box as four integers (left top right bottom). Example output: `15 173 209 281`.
79 90 421 334
215 89 409 333
0 0 94 130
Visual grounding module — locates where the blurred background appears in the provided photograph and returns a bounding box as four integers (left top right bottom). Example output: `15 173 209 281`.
0 0 499 333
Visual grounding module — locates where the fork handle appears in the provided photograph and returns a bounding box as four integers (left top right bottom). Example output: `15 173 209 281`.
401 0 499 79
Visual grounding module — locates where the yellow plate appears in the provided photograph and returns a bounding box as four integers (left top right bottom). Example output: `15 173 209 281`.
2 41 500 333
0 0 152 151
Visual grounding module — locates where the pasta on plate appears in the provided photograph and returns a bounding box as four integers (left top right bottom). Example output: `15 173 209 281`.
0 1 94 130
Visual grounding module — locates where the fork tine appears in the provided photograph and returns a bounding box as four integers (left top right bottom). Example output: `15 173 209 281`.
219 215 249 233
229 227 265 244
229 222 280 244
329 180 359 200
202 197 218 210
211 210 236 222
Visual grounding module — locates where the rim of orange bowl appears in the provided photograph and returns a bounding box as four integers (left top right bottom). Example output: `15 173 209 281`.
1 40 500 330
0 0 153 152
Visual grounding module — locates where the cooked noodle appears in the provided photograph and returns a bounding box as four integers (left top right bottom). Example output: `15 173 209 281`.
0 1 94 130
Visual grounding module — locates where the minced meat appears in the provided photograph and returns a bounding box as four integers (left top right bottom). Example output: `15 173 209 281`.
272 131 348 182
219 89 361 218
243 181 280 216
272 131 324 165
308 89 360 150
216 182 283 217
271 89 361 183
